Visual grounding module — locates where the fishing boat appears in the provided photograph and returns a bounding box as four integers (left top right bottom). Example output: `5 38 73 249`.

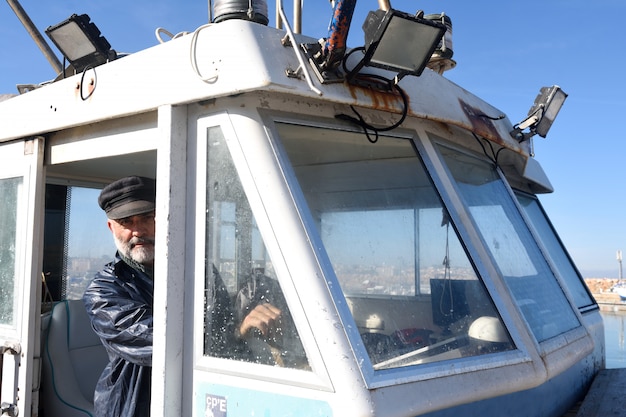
612 282 626 300
0 1 603 416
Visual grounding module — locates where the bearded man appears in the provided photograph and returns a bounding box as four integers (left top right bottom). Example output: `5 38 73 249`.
83 175 156 417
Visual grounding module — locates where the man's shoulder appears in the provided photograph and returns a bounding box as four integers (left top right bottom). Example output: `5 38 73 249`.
93 258 122 279
87 259 131 291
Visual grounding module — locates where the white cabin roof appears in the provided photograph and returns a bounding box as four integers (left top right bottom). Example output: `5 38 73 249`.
0 19 525 158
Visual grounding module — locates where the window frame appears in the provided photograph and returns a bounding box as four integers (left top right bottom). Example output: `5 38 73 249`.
514 190 596 313
192 112 332 391
262 111 545 388
420 130 594 365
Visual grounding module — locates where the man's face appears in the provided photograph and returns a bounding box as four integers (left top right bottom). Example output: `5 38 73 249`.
108 211 156 266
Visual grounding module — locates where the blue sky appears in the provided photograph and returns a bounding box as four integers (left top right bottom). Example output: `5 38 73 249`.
2 1 625 278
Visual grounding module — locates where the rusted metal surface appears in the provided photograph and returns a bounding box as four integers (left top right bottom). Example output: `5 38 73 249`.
459 99 505 145
346 82 404 112
344 80 525 157
322 0 357 71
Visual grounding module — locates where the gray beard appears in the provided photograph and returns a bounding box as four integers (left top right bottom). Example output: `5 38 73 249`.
114 235 155 266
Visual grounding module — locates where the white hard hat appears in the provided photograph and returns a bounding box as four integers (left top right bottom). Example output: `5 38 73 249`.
468 316 508 343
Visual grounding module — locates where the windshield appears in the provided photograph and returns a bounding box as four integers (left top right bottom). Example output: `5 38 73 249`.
277 122 514 370
436 143 580 342
515 192 595 311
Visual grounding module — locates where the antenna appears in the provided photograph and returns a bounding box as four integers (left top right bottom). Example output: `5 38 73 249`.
618 250 623 281
6 0 63 74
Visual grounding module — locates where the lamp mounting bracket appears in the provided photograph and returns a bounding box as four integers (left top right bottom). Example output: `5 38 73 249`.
301 41 345 84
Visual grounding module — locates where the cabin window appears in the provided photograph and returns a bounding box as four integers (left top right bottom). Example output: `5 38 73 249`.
320 207 473 296
277 123 514 369
436 144 580 342
203 126 309 369
515 192 595 311
0 177 22 327
42 184 114 302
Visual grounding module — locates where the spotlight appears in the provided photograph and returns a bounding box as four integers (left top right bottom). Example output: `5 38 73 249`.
45 14 117 73
347 9 446 83
511 86 568 142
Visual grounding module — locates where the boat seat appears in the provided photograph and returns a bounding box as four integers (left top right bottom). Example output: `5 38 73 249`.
42 300 109 417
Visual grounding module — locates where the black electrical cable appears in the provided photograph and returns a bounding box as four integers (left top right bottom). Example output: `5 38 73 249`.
335 81 409 143
471 131 510 169
335 47 410 143
79 65 97 101
477 113 505 121
336 81 408 143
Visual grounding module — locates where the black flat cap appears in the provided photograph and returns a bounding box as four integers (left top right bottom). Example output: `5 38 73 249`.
98 176 156 220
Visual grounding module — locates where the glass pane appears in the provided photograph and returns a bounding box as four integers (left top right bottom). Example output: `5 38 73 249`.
204 126 309 369
321 207 475 297
278 123 514 370
437 144 580 342
43 186 115 302
515 192 594 310
66 187 115 299
0 177 22 327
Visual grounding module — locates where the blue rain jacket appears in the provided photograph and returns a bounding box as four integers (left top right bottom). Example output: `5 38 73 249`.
83 254 153 417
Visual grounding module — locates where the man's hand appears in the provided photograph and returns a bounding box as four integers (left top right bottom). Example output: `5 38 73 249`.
240 303 283 338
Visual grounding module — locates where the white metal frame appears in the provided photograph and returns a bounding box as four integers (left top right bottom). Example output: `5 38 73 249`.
0 138 45 417
191 110 333 389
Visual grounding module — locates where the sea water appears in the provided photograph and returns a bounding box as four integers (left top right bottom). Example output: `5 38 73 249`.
601 311 626 368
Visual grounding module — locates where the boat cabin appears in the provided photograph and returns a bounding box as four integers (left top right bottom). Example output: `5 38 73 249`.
0 1 603 416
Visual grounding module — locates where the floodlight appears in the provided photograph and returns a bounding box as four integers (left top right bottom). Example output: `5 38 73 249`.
347 9 446 83
511 86 568 142
45 14 117 73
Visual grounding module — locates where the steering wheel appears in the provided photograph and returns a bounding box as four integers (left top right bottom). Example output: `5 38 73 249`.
244 329 283 366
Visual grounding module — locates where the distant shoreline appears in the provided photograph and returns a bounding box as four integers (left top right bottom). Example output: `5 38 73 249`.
585 278 626 311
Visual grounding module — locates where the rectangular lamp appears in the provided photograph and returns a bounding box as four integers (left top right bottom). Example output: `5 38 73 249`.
362 9 446 78
46 14 115 73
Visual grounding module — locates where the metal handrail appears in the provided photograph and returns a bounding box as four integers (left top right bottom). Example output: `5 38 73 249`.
277 0 322 96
